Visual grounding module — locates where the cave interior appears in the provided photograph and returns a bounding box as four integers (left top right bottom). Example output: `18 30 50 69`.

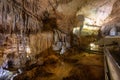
0 0 120 80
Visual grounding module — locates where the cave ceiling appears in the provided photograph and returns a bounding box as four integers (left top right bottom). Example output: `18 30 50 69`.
0 0 120 33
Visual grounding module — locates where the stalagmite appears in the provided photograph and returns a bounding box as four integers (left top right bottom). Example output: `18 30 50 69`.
60 43 66 54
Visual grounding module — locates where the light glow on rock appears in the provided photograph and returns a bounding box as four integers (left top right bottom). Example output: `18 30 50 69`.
84 18 95 25
83 24 99 31
26 46 31 54
73 27 80 34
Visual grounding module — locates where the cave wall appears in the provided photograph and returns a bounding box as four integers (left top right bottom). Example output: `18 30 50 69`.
29 31 53 55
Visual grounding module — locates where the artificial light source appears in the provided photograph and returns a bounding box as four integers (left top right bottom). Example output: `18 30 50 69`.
90 43 95 48
83 25 99 30
26 46 31 54
73 27 80 34
26 46 31 58
90 43 99 50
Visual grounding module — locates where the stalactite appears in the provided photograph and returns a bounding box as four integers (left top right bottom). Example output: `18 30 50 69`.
32 0 35 13
1 1 5 27
25 15 29 35
34 0 38 14
24 0 29 8
1 0 8 30
16 34 21 67
12 14 17 33
25 14 28 30
10 2 15 33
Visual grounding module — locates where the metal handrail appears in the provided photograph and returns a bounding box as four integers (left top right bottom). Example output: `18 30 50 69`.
104 55 111 80
104 48 120 80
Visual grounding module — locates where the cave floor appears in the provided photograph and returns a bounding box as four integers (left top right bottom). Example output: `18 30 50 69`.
14 50 104 80
47 53 104 80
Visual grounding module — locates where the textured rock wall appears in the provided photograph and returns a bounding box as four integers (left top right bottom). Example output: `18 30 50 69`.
30 32 54 55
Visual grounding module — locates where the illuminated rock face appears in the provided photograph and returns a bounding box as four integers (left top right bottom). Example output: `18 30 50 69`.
110 27 117 36
52 29 71 54
0 67 13 80
0 0 120 33
77 0 116 26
